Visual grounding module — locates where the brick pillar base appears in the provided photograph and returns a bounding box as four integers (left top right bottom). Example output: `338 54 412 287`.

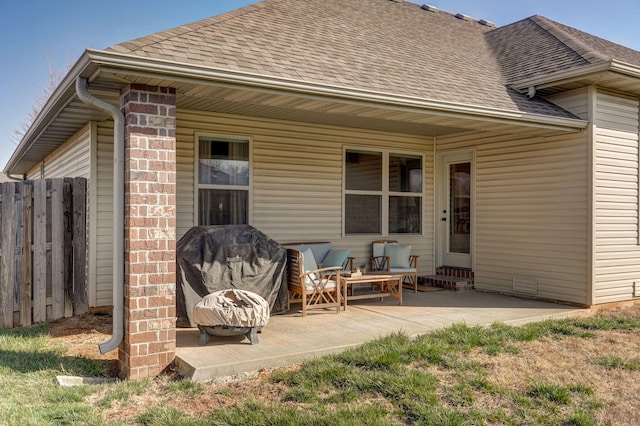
119 84 177 379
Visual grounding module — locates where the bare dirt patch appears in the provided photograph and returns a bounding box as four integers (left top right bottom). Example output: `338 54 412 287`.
49 314 119 377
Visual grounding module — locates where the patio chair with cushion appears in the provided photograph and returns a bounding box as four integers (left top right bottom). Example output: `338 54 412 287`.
370 240 419 292
286 248 342 316
281 241 353 270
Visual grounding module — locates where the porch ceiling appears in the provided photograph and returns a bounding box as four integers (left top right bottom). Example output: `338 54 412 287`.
95 70 584 137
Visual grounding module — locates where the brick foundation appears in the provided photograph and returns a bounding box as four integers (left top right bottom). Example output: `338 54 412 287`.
119 84 177 379
421 266 475 291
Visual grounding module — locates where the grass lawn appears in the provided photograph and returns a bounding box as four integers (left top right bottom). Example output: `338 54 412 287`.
1 305 640 425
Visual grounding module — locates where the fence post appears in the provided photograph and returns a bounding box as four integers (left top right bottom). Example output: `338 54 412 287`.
13 182 23 327
51 179 65 320
1 183 16 328
33 180 47 324
0 182 15 328
73 178 87 315
63 178 73 318
21 183 33 327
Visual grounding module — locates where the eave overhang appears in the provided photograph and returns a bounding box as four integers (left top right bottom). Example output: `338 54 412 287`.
5 49 589 175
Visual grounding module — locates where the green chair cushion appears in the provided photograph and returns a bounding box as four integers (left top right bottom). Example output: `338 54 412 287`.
385 244 412 268
322 249 351 268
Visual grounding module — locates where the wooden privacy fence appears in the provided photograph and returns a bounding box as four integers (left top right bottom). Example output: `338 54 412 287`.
0 178 87 329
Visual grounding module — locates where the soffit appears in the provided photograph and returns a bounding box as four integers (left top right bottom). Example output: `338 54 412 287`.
96 70 584 134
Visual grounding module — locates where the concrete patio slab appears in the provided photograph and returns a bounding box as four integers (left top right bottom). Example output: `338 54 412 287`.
175 290 588 382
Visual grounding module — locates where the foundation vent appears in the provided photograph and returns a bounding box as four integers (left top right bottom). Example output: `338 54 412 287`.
512 276 539 295
421 4 439 12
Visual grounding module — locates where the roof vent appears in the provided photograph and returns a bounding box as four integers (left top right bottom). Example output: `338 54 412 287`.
455 13 473 21
421 4 439 12
478 19 496 27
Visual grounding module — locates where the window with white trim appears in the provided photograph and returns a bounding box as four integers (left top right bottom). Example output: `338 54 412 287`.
196 135 250 225
344 148 423 235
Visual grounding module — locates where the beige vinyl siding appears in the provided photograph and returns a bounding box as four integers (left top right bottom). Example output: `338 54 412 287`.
593 89 640 304
25 124 92 179
546 88 589 120
438 130 589 304
177 109 435 275
26 167 39 181
176 123 195 238
94 121 115 307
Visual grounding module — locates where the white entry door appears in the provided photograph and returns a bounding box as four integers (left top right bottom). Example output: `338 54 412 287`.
437 151 473 269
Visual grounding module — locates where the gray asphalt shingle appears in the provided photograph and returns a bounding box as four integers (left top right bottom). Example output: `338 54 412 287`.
106 0 639 118
489 15 640 84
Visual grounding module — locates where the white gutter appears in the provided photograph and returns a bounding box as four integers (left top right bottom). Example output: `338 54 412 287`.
75 77 124 355
86 49 588 132
610 59 640 77
5 174 25 181
510 59 640 93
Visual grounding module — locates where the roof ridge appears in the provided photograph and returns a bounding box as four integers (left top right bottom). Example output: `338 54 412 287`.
110 0 279 53
529 15 610 64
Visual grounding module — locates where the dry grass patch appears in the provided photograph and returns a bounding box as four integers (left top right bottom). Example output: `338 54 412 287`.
97 371 289 423
40 304 640 425
476 327 640 425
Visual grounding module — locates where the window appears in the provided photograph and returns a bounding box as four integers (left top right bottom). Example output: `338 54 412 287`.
344 149 423 235
196 135 250 225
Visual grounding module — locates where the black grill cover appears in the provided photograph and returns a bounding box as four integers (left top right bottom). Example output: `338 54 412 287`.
176 225 288 327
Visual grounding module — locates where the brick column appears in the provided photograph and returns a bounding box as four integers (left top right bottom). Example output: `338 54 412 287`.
120 84 177 379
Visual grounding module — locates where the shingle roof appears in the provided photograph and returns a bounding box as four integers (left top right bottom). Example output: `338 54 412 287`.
487 15 640 84
106 0 637 119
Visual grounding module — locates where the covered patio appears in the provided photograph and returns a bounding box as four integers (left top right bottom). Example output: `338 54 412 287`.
175 290 588 382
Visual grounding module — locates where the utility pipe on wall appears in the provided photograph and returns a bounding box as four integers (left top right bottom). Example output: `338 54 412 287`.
75 77 124 354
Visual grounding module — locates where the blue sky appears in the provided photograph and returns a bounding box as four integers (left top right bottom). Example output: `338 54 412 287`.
1 0 639 171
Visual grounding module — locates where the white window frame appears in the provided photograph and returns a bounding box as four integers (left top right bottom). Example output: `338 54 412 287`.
194 132 253 226
342 146 425 237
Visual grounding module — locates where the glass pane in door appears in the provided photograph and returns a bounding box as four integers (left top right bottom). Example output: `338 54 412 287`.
449 162 470 254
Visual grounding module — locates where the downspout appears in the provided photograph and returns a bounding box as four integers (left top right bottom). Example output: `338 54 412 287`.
524 86 537 100
75 77 124 354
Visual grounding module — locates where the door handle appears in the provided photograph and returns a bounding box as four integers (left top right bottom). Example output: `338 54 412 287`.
441 217 446 221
